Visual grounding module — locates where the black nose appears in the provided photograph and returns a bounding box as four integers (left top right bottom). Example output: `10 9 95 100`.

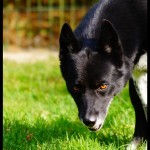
83 118 96 127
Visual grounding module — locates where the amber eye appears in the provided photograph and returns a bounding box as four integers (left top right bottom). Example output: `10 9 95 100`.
73 83 84 94
73 86 80 93
100 84 107 89
97 83 108 91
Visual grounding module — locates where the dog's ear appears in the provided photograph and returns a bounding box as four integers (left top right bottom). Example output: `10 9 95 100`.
99 19 123 67
59 23 79 56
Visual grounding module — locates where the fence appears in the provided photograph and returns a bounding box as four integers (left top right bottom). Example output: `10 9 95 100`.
3 0 97 50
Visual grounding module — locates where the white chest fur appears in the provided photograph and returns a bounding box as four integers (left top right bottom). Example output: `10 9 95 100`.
132 53 147 119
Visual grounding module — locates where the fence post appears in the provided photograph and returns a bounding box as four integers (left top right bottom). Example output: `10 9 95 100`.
59 0 64 32
71 0 75 29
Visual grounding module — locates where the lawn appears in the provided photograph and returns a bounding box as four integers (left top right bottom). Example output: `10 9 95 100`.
3 52 145 150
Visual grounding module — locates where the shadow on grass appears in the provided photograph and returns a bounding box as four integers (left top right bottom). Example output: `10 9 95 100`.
3 116 130 149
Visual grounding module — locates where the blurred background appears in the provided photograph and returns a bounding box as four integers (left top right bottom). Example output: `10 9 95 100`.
3 0 98 51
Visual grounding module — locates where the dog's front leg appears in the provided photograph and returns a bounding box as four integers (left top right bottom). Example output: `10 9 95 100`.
126 78 147 150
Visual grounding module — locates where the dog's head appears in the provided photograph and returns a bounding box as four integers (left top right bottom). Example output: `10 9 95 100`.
59 20 132 131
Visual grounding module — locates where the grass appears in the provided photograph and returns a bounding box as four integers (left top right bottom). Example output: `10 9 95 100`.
3 53 146 150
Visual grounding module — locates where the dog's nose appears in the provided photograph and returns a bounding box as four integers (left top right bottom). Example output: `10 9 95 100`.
83 117 96 127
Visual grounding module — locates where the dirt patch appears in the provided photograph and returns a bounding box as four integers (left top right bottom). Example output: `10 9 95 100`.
3 50 58 63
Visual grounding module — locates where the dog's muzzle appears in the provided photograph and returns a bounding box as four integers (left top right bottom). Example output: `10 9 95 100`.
79 115 103 131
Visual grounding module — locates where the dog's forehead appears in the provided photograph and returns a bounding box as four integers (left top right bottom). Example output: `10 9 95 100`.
73 48 97 60
72 49 97 69
72 49 113 83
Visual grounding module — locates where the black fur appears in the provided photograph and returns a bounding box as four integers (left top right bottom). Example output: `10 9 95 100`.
59 0 147 148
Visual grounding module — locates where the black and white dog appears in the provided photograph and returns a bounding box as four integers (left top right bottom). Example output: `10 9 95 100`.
59 0 147 149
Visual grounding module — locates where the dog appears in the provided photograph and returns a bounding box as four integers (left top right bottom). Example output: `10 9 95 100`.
59 0 147 149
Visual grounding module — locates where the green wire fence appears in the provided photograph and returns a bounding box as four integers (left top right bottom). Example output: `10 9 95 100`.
3 0 97 49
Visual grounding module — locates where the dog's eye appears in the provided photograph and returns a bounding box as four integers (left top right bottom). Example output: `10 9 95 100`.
73 84 84 94
73 86 80 93
100 84 107 89
97 83 108 91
